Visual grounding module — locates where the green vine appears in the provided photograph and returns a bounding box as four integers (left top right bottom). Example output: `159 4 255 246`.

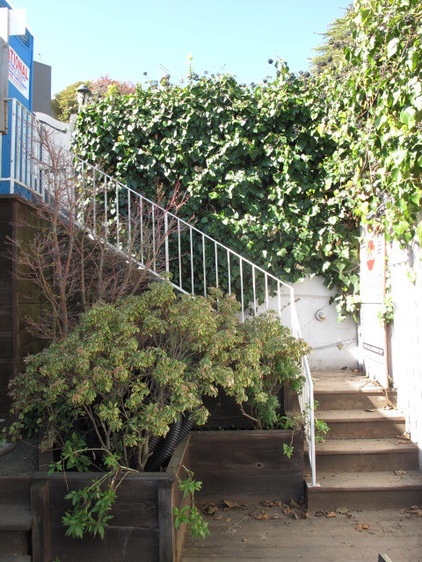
174 466 209 539
69 0 421 321
72 64 360 318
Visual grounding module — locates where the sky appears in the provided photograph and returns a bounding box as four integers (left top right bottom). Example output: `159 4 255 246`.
13 0 348 97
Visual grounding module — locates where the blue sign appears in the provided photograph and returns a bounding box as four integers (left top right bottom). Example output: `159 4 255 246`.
0 0 34 194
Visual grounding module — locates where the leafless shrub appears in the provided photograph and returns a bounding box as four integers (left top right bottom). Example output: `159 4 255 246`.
11 124 190 341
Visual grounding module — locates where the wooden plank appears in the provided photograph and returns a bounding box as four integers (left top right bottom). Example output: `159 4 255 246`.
190 430 302 471
31 479 51 562
169 438 191 562
182 510 422 561
189 430 304 504
0 504 32 531
0 332 13 358
158 479 174 562
46 473 167 561
48 525 159 562
47 474 163 528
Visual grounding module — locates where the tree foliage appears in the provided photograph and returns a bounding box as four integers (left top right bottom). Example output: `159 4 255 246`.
310 4 354 75
67 0 421 318
320 0 422 243
53 75 137 122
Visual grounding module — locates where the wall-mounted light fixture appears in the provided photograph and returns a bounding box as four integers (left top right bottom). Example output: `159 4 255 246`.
315 309 327 322
76 84 92 111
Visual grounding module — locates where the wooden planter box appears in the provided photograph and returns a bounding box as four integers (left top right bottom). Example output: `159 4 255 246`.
31 438 191 562
189 429 304 504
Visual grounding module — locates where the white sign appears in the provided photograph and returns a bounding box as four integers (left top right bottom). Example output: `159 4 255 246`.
9 45 29 99
360 231 389 387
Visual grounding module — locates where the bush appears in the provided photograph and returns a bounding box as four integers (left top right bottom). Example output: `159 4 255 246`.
6 281 309 538
8 281 309 471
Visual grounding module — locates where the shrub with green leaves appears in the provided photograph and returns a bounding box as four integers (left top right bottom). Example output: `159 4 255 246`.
8 281 309 472
6 272 308 540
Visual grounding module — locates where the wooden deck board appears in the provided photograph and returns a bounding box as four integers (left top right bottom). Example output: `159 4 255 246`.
182 505 422 561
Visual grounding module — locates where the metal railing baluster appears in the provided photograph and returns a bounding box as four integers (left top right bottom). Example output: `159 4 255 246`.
152 204 156 272
240 258 245 322
177 221 182 290
202 234 207 297
190 227 194 295
139 197 144 266
214 242 219 289
252 265 257 315
164 212 169 274
227 250 231 294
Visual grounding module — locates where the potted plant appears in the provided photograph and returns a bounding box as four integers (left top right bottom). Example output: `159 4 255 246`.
6 281 309 560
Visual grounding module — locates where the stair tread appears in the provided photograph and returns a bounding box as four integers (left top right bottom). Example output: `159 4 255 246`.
0 443 15 458
315 437 417 454
310 470 422 490
0 558 31 562
318 408 404 421
313 370 386 392
0 505 32 531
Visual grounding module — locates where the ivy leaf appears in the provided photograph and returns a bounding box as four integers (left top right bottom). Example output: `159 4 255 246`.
399 107 416 129
387 37 399 58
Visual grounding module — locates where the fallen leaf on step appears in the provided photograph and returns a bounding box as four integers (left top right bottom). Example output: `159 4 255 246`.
224 500 241 509
393 470 407 476
364 408 376 412
254 510 270 520
355 522 370 531
203 503 218 515
406 505 422 516
326 511 337 518
336 507 350 515
289 499 301 508
396 434 410 440
262 500 283 508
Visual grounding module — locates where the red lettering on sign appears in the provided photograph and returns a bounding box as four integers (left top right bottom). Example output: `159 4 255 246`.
366 239 375 271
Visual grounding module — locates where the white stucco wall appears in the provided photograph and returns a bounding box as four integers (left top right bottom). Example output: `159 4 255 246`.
388 239 422 465
262 275 359 371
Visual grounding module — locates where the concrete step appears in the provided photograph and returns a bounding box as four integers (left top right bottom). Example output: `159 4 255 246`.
306 469 422 511
0 504 32 555
314 389 393 411
318 409 406 439
313 370 396 410
314 437 420 472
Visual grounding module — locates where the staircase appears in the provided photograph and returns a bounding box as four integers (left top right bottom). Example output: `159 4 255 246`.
306 370 422 510
0 435 35 562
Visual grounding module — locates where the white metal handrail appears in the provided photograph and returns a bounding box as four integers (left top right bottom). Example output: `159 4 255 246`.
1 98 317 487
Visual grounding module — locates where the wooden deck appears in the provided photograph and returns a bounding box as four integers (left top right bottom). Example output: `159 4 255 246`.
182 501 422 561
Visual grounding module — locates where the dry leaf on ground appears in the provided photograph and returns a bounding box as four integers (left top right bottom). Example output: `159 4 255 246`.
224 499 242 509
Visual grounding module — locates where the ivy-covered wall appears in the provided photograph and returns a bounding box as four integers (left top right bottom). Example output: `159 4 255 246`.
73 66 360 318
72 0 421 327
